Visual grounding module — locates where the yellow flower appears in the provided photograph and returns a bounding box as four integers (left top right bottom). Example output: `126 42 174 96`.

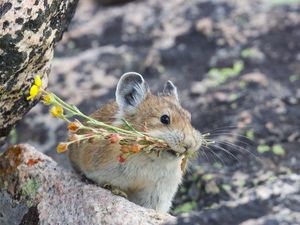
50 105 64 118
27 75 43 101
43 94 53 105
34 75 42 87
26 85 39 100
57 143 68 153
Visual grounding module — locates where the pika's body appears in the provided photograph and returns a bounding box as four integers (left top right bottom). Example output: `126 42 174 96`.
69 73 202 212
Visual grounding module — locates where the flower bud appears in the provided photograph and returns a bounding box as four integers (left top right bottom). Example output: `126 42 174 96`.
131 144 141 153
50 105 64 118
120 145 130 153
57 143 68 153
108 133 120 144
68 122 80 133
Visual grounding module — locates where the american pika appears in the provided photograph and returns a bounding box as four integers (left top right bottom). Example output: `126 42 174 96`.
69 72 202 212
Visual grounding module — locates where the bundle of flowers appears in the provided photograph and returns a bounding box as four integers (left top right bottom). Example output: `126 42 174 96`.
27 75 213 164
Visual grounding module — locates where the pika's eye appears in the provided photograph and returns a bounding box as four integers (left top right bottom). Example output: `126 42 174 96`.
160 115 170 125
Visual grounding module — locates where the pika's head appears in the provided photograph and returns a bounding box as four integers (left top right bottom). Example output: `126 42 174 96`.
115 72 202 157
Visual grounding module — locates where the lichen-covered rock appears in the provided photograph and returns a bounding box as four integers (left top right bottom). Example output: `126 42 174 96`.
0 144 175 225
0 0 78 141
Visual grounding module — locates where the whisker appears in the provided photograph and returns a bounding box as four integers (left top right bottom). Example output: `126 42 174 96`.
214 140 257 158
202 124 256 134
214 140 264 164
207 132 256 145
202 125 239 134
203 145 225 166
210 144 240 162
199 146 210 162
214 136 256 148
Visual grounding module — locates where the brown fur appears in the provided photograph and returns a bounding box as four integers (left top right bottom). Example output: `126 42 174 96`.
68 89 201 212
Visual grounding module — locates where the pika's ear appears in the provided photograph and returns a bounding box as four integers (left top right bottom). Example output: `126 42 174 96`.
116 72 148 115
163 80 179 102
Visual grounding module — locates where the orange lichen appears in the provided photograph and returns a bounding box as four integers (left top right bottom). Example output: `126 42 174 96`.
26 158 44 167
0 145 22 176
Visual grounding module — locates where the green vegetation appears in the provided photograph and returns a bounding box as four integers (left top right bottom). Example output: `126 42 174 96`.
203 174 214 181
203 203 219 210
238 180 246 188
241 47 264 60
257 144 286 156
257 144 271 153
270 0 300 5
221 184 232 192
229 93 239 102
272 145 285 156
173 201 197 213
268 176 278 181
208 61 244 86
213 162 223 169
245 129 255 140
289 74 299 82
9 127 18 145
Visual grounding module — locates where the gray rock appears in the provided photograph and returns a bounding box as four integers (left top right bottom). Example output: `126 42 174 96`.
0 0 78 141
0 144 175 225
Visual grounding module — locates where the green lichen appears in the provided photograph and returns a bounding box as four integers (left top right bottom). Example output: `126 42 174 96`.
21 178 40 208
21 178 40 200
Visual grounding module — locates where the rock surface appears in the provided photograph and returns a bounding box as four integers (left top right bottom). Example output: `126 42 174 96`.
0 144 175 225
0 0 78 141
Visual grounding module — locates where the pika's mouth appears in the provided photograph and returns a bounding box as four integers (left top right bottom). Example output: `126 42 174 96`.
166 149 183 157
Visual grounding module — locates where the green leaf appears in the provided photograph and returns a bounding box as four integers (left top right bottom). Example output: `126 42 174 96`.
238 180 246 188
173 201 197 214
203 174 214 181
221 184 232 192
272 145 285 156
245 130 254 140
289 74 299 82
257 144 270 153
232 61 244 75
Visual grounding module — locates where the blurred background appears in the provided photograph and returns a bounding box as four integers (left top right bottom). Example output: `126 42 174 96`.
4 0 300 224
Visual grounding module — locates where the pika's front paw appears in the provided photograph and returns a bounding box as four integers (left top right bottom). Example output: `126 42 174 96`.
103 184 128 199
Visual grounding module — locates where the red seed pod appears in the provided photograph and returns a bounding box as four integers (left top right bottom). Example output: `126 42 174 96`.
118 154 126 164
